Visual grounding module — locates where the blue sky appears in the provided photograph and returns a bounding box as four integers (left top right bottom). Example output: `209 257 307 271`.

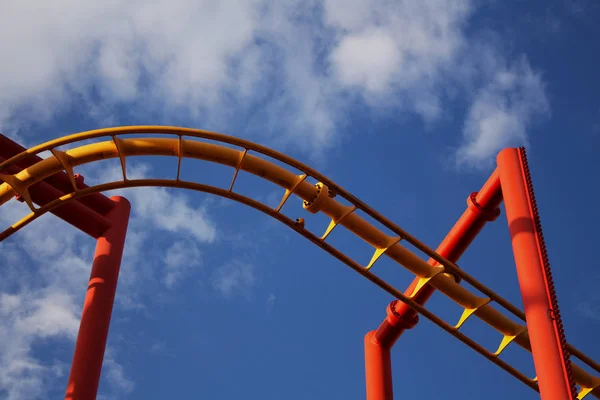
0 0 599 399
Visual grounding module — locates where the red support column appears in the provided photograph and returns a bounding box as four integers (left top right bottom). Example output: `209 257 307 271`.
365 169 503 400
375 169 503 349
365 331 393 400
497 148 574 400
65 196 131 400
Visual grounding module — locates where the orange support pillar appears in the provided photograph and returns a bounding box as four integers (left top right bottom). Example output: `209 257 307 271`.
365 331 393 400
365 169 502 400
65 196 131 400
497 148 574 400
376 169 503 348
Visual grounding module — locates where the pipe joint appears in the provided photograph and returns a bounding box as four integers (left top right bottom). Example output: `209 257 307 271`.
467 192 501 222
387 300 419 330
74 173 85 188
303 182 329 214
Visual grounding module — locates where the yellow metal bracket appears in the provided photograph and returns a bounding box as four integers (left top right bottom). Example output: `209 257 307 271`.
494 326 528 356
112 136 128 180
229 149 248 192
276 174 307 212
50 149 78 192
455 296 492 330
365 236 402 271
176 135 183 181
579 379 600 399
0 174 36 212
410 265 446 297
321 205 357 240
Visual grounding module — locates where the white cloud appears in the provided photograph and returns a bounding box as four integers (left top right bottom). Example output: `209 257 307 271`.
162 240 202 289
577 302 600 321
331 29 401 93
266 293 276 316
148 341 175 358
0 159 218 397
127 186 217 243
102 352 135 397
0 288 81 399
323 0 372 29
0 0 549 166
327 0 470 111
212 260 256 298
90 162 218 244
0 145 230 395
456 56 549 168
0 204 133 399
576 274 600 322
13 291 80 339
145 191 215 241
0 0 258 111
0 1 556 392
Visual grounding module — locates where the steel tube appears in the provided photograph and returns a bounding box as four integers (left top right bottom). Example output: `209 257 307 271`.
497 148 573 400
365 331 393 400
0 135 115 214
375 169 503 348
0 159 111 238
0 130 596 397
64 196 130 400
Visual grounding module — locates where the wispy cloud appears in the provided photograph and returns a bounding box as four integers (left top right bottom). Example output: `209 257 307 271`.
455 56 549 168
102 351 135 398
0 290 78 400
0 160 217 397
149 341 175 358
266 293 276 316
576 274 600 322
162 240 202 289
211 260 257 298
0 202 134 399
327 0 469 119
97 163 218 244
577 302 600 322
0 0 549 166
0 1 557 396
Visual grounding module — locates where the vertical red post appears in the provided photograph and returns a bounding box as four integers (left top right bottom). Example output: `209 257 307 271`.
65 196 131 400
497 148 573 400
365 169 503 400
365 331 393 400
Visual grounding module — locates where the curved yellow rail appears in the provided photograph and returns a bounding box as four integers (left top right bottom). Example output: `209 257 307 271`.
0 126 598 398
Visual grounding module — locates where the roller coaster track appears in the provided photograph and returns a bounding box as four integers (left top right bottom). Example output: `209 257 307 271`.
0 126 599 398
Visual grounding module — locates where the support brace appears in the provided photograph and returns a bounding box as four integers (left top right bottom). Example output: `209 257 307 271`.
64 196 131 400
365 169 503 400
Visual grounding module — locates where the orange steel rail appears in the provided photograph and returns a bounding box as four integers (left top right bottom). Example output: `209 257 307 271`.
0 126 598 399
